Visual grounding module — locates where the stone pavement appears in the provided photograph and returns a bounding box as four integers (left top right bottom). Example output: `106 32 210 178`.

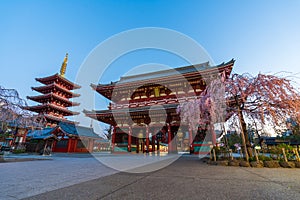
18 155 300 200
0 154 116 200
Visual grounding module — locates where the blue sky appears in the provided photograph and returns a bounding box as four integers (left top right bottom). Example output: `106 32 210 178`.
1 0 300 110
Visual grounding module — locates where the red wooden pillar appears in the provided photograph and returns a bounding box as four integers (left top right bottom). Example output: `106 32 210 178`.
67 139 72 153
141 141 145 153
136 137 139 153
112 126 116 152
156 128 160 151
73 138 77 152
152 135 156 152
167 123 172 153
128 126 132 152
146 125 150 153
189 127 194 153
72 138 75 152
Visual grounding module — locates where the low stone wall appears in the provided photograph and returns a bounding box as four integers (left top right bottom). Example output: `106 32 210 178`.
206 159 300 168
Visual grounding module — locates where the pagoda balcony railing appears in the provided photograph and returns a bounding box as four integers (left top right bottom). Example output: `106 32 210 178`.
109 96 201 110
56 82 77 92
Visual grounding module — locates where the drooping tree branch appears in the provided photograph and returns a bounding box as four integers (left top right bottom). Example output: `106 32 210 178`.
177 72 300 159
0 86 46 131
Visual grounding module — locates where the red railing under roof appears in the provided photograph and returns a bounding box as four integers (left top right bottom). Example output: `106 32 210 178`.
31 83 80 98
27 92 80 107
24 103 79 116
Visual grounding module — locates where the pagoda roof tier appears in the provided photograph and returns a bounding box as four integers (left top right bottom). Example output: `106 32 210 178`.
35 73 81 89
24 103 79 116
31 83 80 98
91 83 114 101
92 59 234 100
118 60 234 84
83 104 180 126
59 122 99 138
43 114 79 125
27 93 80 107
27 122 99 139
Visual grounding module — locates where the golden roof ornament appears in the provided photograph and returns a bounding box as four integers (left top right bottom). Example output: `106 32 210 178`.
60 53 68 77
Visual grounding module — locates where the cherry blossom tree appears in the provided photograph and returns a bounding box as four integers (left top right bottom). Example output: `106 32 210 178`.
226 73 300 158
177 71 227 130
177 72 300 160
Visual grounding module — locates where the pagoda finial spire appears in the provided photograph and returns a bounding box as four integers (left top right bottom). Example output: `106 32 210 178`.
60 53 68 77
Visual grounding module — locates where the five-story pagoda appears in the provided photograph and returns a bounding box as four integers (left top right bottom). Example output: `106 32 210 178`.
25 54 80 126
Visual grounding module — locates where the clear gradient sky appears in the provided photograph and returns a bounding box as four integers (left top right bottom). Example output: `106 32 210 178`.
1 0 300 119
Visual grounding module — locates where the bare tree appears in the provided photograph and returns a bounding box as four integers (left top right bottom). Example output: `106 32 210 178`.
0 86 45 135
103 125 112 140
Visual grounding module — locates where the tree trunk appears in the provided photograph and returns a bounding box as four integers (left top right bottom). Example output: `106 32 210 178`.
238 108 253 158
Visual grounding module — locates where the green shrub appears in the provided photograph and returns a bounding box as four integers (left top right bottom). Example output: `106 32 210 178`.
248 155 272 162
259 155 272 161
268 144 295 161
13 149 26 154
277 143 293 151
248 157 256 162
211 146 231 160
